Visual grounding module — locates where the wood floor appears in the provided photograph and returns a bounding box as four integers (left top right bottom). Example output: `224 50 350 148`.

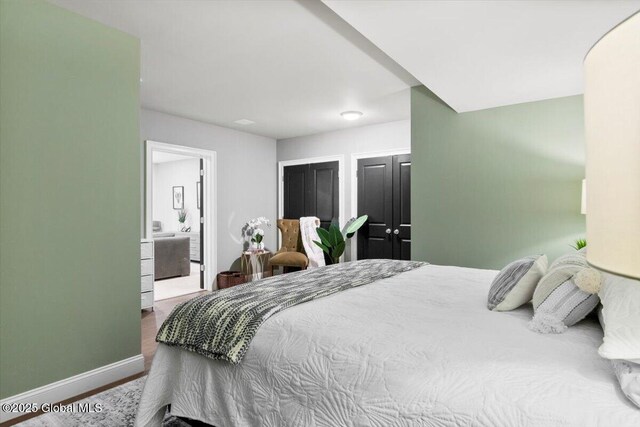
142 290 208 372
1 291 209 427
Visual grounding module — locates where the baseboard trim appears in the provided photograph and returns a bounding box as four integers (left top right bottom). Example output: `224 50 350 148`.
0 354 144 423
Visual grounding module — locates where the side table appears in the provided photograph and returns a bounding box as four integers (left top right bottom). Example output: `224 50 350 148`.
241 250 271 281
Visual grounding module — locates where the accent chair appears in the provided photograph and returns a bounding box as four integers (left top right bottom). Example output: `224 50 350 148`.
268 219 309 275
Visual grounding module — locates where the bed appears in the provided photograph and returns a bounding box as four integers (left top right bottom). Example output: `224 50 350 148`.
135 263 640 426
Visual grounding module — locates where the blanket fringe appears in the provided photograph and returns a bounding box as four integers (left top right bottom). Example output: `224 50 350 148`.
528 312 567 334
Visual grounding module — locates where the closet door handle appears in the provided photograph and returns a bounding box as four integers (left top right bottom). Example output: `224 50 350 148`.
393 229 400 235
385 228 392 234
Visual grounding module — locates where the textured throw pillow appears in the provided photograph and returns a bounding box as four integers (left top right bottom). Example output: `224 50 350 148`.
528 252 599 334
532 252 589 308
611 360 640 408
487 255 547 311
598 272 640 361
598 307 640 408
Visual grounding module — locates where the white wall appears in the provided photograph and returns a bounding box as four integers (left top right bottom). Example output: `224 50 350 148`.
142 109 278 271
277 119 410 260
153 158 200 232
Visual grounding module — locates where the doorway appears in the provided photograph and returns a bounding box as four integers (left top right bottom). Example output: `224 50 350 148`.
145 140 217 293
355 152 411 260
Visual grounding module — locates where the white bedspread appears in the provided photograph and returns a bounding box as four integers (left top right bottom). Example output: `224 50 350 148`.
136 265 640 426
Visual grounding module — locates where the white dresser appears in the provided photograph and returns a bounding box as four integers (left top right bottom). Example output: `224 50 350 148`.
140 239 154 310
175 231 200 262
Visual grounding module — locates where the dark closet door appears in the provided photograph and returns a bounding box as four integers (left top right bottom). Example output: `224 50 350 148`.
392 154 411 260
283 164 308 221
308 162 339 229
357 154 411 260
283 161 339 229
357 156 393 259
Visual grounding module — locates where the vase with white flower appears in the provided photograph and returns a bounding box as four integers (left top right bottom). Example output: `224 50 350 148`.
242 216 271 252
252 228 265 251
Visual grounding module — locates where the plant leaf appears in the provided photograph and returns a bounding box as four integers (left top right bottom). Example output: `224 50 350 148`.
313 240 330 255
341 217 355 237
334 241 345 258
573 238 587 250
329 224 342 247
316 227 331 246
325 225 337 247
344 215 368 239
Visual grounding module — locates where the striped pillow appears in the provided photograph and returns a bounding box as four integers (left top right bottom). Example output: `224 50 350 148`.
487 255 547 311
529 252 599 334
532 252 589 309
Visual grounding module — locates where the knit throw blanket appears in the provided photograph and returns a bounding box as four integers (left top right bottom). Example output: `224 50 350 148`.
156 259 426 364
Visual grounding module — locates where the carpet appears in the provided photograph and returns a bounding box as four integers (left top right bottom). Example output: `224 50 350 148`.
154 262 202 301
15 377 202 427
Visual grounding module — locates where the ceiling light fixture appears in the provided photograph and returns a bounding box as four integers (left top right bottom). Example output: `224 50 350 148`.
340 111 363 121
233 119 255 125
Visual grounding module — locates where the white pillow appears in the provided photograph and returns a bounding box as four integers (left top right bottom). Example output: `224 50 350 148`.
611 360 640 408
487 255 547 311
598 306 640 408
598 272 640 360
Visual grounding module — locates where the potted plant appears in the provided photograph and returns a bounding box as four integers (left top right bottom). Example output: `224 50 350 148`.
572 238 587 250
313 215 368 264
178 209 188 232
252 229 265 250
242 217 271 251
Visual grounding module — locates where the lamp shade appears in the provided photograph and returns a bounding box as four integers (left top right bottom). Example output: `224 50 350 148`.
584 12 640 279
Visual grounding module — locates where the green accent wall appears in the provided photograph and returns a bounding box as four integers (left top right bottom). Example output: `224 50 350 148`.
0 0 140 398
411 86 585 270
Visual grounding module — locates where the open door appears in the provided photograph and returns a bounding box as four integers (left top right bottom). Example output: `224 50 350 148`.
199 158 204 289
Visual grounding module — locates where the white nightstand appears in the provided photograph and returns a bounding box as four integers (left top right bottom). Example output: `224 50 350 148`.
175 231 200 262
141 239 154 310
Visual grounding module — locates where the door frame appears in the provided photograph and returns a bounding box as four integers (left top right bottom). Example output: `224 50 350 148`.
350 148 411 261
277 155 345 248
145 140 218 291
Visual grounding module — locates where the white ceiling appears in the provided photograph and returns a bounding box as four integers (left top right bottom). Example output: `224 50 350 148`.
323 1 640 112
49 0 417 140
48 0 639 138
152 152 196 164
